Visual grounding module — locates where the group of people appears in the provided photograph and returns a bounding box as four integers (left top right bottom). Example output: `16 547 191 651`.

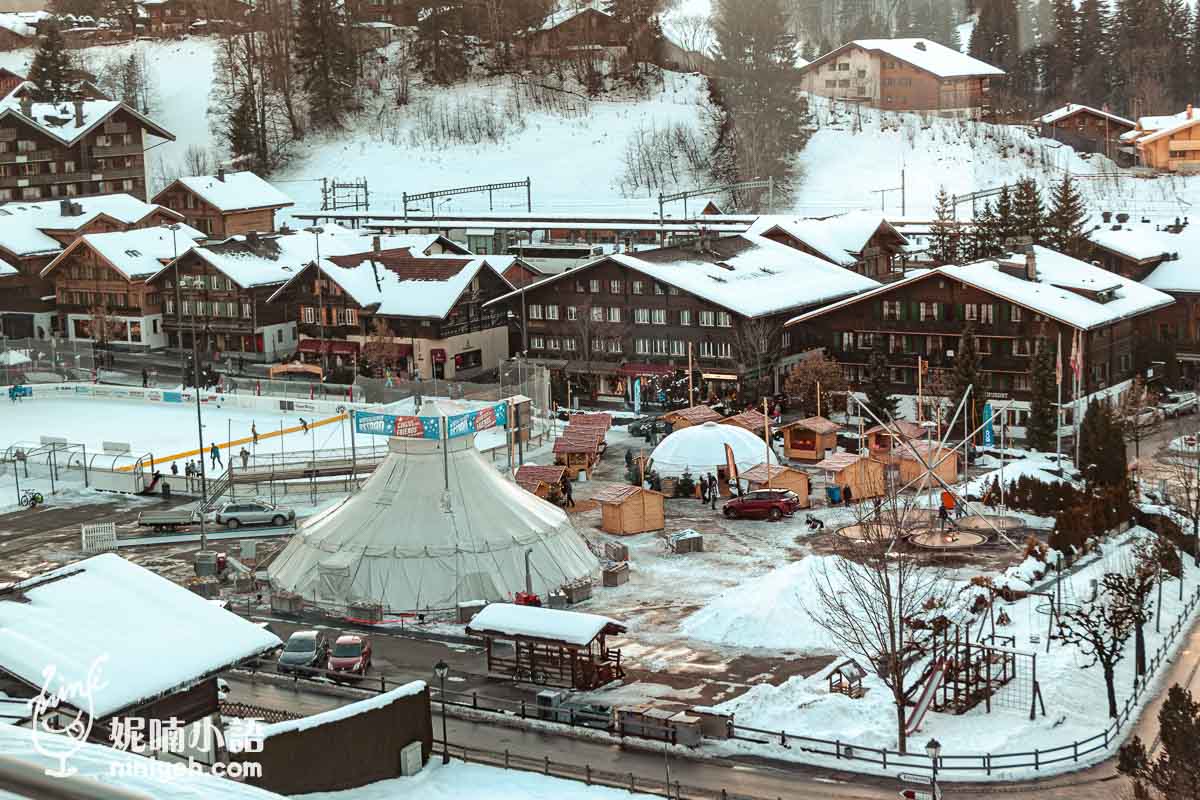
697 472 720 509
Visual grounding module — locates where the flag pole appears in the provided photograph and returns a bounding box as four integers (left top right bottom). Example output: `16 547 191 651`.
688 342 694 408
1055 330 1063 469
763 397 771 490
917 356 923 423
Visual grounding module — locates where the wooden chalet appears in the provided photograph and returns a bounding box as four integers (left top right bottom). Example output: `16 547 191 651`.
896 441 959 485
523 5 627 57
152 169 293 238
815 452 886 501
466 603 626 690
751 211 911 280
513 464 567 501
721 408 771 439
740 462 810 506
553 429 605 477
594 484 665 535
778 416 840 461
1036 104 1135 162
864 420 928 464
663 405 722 430
1130 106 1200 173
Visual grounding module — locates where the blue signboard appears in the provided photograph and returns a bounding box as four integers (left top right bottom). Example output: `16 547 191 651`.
163 391 183 403
981 402 995 447
633 378 641 416
354 402 508 440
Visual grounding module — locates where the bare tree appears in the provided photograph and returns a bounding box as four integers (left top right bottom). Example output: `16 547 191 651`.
669 14 714 70
184 145 216 176
730 315 786 404
1057 575 1135 718
807 499 957 753
1108 534 1179 678
783 351 846 418
1154 419 1200 566
1117 376 1162 464
361 316 397 377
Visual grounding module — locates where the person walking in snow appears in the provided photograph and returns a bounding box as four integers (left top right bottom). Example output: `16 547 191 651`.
251 422 258 446
299 418 309 435
240 448 250 470
560 473 575 508
708 473 718 510
210 442 222 469
170 462 178 477
141 368 149 388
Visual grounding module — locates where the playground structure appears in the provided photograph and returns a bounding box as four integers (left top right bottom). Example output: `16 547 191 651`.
909 528 989 550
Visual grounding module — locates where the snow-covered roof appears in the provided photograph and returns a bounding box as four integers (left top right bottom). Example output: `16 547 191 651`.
0 553 281 719
1121 110 1192 142
0 194 177 257
238 681 426 744
0 96 173 146
809 38 1005 78
466 603 624 646
749 211 907 267
42 223 204 279
1089 218 1198 265
1037 103 1134 128
486 234 879 319
537 0 609 31
1137 114 1200 145
791 246 1174 331
0 11 41 37
0 258 16 276
164 171 293 213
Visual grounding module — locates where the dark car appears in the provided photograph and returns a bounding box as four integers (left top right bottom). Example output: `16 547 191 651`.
328 634 372 677
277 630 329 674
723 489 803 521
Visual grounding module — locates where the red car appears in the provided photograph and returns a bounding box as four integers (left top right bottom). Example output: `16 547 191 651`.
723 489 803 521
328 634 372 677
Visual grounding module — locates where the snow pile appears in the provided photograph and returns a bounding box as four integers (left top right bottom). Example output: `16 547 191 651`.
960 454 1074 499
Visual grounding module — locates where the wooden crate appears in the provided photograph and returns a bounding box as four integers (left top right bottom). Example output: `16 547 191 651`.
602 562 630 587
563 578 593 604
604 541 630 561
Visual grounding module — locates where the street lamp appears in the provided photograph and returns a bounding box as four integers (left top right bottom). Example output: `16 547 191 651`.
167 223 185 383
303 226 327 377
926 737 942 799
181 275 209 555
433 660 450 764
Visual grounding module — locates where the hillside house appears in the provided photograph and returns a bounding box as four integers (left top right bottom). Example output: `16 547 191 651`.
267 236 515 379
483 233 880 405
797 38 1004 119
1036 104 1135 162
523 4 627 57
1123 106 1200 173
0 18 33 51
0 93 174 203
787 245 1174 439
750 212 911 279
153 169 293 237
39 223 205 347
0 194 182 339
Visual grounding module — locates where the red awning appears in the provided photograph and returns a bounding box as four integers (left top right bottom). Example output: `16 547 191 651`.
330 341 360 355
619 362 674 377
431 348 447 363
392 343 413 357
297 339 325 353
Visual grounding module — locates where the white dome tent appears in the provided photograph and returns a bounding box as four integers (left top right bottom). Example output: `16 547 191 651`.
268 403 597 613
649 421 777 479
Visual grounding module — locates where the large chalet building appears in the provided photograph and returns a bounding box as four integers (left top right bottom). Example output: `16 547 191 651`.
0 194 182 338
483 233 880 403
787 245 1174 436
1036 104 1135 162
797 38 1003 119
0 87 174 202
749 211 911 279
152 169 293 238
1119 106 1200 173
268 238 515 380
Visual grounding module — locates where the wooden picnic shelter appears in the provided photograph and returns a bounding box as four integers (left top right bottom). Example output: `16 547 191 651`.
740 463 811 507
594 484 666 534
778 416 841 461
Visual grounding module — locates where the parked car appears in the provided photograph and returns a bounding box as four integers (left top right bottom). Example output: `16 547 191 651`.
328 634 373 677
277 630 329 674
1161 391 1198 418
214 500 295 529
722 489 803 521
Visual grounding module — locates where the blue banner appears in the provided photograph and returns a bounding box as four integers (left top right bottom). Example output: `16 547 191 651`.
633 378 641 416
162 391 183 403
354 402 507 439
981 402 995 447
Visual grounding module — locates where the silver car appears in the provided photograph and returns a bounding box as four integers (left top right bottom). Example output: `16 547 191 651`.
214 501 295 529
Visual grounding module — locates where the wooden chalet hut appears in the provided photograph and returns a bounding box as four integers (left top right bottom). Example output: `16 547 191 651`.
721 408 771 440
662 405 722 430
594 484 666 535
778 416 841 461
740 463 811 507
554 429 605 477
514 464 567 501
897 441 959 486
815 452 886 501
466 603 626 690
864 420 928 465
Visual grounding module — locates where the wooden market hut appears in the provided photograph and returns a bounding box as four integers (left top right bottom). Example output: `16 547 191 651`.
897 441 960 486
864 420 928 465
739 463 811 507
466 603 626 690
554 430 604 477
721 409 771 440
514 464 567 501
594 484 666 535
778 416 841 461
662 405 723 430
815 452 886 500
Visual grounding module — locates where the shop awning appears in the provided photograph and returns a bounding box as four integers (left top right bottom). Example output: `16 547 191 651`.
619 362 675 377
298 339 327 353
431 348 447 363
329 341 360 355
701 372 739 381
565 360 619 375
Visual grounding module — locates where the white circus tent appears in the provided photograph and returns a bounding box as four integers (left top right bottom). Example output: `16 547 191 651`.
649 421 777 478
268 428 598 612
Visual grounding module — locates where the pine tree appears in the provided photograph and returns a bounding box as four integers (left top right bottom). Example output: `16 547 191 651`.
994 184 1017 248
228 83 260 170
864 340 900 419
1118 685 1200 798
1078 399 1127 489
27 21 71 103
1046 173 1088 256
1026 337 1057 452
1042 0 1077 100
951 324 987 439
971 200 1000 259
294 0 358 128
970 0 1021 73
1012 177 1045 243
931 186 959 265
1165 0 1194 108
605 0 658 64
1075 0 1109 102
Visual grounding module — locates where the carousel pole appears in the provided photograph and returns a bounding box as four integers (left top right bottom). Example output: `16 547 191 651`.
763 397 771 490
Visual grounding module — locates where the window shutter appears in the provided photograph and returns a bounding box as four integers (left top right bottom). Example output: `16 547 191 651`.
909 301 918 321
955 303 965 321
873 301 881 320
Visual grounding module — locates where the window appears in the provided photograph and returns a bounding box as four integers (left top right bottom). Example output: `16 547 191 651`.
566 306 577 321
531 336 544 349
183 300 193 316
980 304 994 324
631 280 644 295
715 342 732 359
856 332 875 349
965 303 978 321
165 298 174 313
699 311 715 327
528 304 543 320
838 79 851 88
837 62 850 71
679 309 692 326
715 312 732 328
575 280 587 293
303 307 315 323
591 306 604 322
825 80 837 89
840 331 854 351
1010 305 1022 322
16 140 34 153
654 283 665 295
1119 352 1131 372
652 309 666 325
882 300 901 320
121 179 134 192
608 338 622 353
1013 338 1032 356
592 337 604 353
547 337 560 350
608 307 621 323
242 302 252 319
920 301 939 321
610 279 623 294
564 337 577 352
546 304 559 321
671 340 686 356
1013 374 1031 391
589 279 600 293
699 340 714 357
634 308 650 324
636 338 650 355
977 338 992 354
654 339 669 355
890 367 909 384
668 286 679 296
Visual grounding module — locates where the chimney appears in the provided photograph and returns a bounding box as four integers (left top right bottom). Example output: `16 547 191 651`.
1024 245 1037 282
18 94 31 116
1101 211 1112 223
1189 104 1194 120
59 199 71 216
372 235 381 254
73 99 83 128
217 166 225 182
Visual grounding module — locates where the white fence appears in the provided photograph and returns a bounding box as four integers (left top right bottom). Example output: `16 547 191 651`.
80 522 117 554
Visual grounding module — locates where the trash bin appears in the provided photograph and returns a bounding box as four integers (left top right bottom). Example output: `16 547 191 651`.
161 482 171 500
825 485 841 504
